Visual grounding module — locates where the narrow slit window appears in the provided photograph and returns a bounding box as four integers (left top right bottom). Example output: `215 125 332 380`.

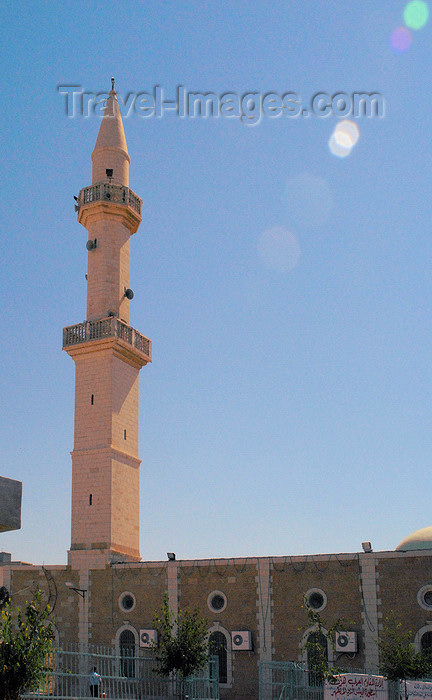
124 429 127 440
91 394 94 405
89 494 93 506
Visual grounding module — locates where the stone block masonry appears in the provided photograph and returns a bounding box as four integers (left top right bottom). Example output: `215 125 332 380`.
0 476 22 532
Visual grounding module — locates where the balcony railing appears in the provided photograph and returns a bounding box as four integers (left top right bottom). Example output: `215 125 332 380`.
63 317 151 359
77 183 142 216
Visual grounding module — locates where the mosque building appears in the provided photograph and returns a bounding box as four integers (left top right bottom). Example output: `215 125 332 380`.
1 83 432 700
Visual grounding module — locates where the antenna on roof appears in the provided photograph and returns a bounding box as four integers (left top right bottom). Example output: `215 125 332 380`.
111 77 115 91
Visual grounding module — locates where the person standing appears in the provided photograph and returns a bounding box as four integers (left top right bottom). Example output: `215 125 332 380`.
89 666 101 697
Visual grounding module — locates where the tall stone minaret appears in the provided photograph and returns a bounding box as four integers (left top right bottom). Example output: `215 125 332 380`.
63 80 151 567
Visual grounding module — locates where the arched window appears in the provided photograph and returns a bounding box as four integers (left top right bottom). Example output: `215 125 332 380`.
209 631 228 684
119 629 136 678
415 625 432 654
307 631 328 686
421 630 432 656
207 625 232 686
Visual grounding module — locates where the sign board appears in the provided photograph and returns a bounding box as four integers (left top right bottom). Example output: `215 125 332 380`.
405 680 432 700
325 674 388 700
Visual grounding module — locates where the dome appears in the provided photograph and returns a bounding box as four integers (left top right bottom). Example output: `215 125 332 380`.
396 526 432 551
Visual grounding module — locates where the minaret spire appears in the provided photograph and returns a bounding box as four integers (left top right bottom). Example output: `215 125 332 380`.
91 78 130 186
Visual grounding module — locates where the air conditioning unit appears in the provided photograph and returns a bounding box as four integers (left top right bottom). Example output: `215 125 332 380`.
139 629 158 648
335 631 357 653
231 630 252 651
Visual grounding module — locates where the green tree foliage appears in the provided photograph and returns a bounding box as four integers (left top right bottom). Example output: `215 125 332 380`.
0 587 10 611
152 593 208 680
0 591 53 700
378 611 432 682
301 597 346 684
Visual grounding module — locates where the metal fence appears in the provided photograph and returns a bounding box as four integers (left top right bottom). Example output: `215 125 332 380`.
23 643 219 700
259 661 323 700
258 662 401 700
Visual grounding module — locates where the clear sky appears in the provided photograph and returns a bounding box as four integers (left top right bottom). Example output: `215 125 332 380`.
1 0 431 565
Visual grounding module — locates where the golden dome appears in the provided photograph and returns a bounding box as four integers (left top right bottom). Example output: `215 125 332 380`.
396 526 432 551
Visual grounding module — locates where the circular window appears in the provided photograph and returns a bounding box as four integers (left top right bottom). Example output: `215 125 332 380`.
305 588 327 612
417 586 432 611
119 592 136 613
207 591 227 613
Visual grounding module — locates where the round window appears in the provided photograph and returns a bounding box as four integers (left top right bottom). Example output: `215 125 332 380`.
305 588 327 612
424 591 432 606
418 586 432 611
207 591 227 613
119 592 136 612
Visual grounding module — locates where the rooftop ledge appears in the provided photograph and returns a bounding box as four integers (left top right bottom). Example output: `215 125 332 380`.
76 183 142 217
63 317 151 364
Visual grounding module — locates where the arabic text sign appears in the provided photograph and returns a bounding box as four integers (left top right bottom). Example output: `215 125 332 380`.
405 680 432 700
324 674 388 700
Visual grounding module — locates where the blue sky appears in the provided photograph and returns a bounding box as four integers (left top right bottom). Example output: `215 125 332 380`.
1 1 431 565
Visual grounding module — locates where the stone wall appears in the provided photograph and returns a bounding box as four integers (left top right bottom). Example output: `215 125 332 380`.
0 476 22 532
2 549 432 699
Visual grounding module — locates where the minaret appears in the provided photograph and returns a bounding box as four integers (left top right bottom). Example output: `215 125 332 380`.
63 80 151 566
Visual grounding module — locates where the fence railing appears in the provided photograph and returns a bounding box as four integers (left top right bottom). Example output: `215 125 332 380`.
78 183 142 216
259 662 323 700
258 663 402 700
63 317 151 360
23 643 219 700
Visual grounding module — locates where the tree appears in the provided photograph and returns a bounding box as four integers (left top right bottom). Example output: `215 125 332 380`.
152 593 209 682
0 591 53 700
377 611 432 682
0 587 10 611
301 597 346 684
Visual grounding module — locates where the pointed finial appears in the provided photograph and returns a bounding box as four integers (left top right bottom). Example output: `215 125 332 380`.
111 77 115 91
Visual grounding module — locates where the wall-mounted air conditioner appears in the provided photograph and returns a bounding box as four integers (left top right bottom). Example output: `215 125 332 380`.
231 630 253 651
139 629 158 648
335 631 357 653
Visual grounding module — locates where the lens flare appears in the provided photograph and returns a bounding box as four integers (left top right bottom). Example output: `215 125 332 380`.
329 120 360 158
404 0 429 29
285 174 333 228
257 227 301 272
391 26 413 52
334 131 352 149
336 120 359 146
329 133 351 158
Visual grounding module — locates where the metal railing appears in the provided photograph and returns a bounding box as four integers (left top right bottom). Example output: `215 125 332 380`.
23 643 219 700
63 317 151 360
259 662 322 700
258 663 401 700
78 183 142 216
